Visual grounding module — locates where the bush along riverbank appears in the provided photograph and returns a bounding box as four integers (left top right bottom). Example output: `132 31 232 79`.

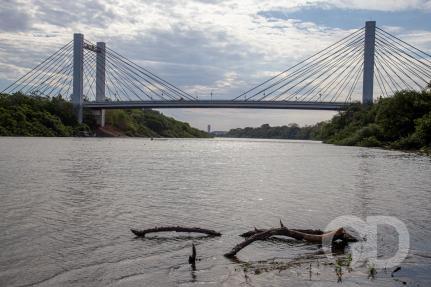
0 93 210 138
317 90 431 154
223 90 431 154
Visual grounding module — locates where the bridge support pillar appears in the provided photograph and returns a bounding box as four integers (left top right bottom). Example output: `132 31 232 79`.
96 42 106 127
363 21 376 104
72 33 84 123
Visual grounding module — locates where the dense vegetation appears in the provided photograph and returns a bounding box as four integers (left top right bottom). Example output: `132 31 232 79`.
224 90 431 153
104 109 210 138
318 90 431 151
224 123 319 140
0 93 89 136
0 93 209 138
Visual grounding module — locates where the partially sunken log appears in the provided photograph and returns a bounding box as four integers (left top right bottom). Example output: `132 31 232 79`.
189 243 197 266
240 228 324 238
225 227 353 258
131 226 222 237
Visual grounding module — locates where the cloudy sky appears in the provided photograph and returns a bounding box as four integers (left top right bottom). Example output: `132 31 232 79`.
0 0 430 131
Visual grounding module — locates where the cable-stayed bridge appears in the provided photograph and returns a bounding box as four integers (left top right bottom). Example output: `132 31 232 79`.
2 21 431 126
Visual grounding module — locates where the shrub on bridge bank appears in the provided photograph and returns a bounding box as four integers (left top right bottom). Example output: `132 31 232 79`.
0 93 210 138
104 109 210 138
0 93 90 136
223 123 322 140
223 90 431 152
316 90 431 151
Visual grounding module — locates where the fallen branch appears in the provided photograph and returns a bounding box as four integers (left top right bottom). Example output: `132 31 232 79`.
225 227 352 258
189 243 197 270
131 226 222 237
240 220 356 242
240 228 324 238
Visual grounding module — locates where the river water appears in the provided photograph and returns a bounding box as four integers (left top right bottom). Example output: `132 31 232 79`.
0 137 430 286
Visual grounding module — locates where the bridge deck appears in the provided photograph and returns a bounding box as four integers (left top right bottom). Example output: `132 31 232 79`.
83 100 347 111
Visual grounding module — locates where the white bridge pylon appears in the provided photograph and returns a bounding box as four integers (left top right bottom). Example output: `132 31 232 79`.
72 33 106 126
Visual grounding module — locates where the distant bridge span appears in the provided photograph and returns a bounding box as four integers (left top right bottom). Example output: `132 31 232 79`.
83 100 346 111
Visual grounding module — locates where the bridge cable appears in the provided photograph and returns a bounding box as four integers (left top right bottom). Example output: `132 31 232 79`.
374 65 387 99
15 43 73 95
105 50 190 101
376 43 425 89
83 39 185 101
105 47 196 100
39 59 73 96
374 51 404 92
1 40 73 94
80 47 124 102
375 49 415 90
375 63 396 96
246 30 365 101
306 52 363 102
346 62 364 103
324 54 365 102
289 42 364 102
277 38 365 101
232 27 365 100
256 33 365 101
374 63 390 98
260 32 365 101
105 58 148 101
26 45 74 95
375 34 431 79
105 53 173 101
376 27 431 63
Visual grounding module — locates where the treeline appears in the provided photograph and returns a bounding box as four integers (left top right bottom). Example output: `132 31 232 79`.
318 90 431 151
104 109 210 138
224 90 431 152
224 123 320 140
0 93 209 138
0 93 90 136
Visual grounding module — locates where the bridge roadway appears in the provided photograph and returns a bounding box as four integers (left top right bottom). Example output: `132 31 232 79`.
83 100 347 111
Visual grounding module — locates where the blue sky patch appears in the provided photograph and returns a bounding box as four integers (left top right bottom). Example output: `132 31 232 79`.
258 7 431 31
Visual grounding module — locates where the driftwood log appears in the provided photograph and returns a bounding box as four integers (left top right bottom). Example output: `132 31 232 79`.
189 243 197 271
131 226 222 237
240 228 324 238
240 220 357 242
225 227 354 258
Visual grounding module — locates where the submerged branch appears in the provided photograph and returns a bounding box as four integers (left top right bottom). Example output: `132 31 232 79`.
131 226 222 237
225 227 354 258
240 228 324 238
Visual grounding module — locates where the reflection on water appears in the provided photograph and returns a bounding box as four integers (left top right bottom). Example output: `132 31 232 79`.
0 138 430 286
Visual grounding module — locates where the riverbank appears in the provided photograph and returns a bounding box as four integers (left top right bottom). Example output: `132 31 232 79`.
224 90 431 154
0 93 210 138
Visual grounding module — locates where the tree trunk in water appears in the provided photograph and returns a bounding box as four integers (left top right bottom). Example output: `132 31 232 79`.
225 227 353 258
131 226 222 237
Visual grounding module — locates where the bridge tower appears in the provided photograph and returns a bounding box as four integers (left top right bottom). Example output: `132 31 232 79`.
72 34 106 126
363 21 376 104
72 33 84 123
95 42 106 127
